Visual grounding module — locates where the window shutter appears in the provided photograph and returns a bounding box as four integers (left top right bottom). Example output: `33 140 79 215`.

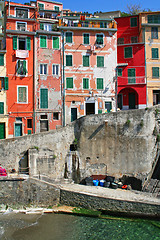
40 23 44 30
128 69 136 83
152 67 159 78
83 56 89 67
66 32 72 43
97 56 104 67
0 54 4 66
4 77 8 90
83 34 89 44
66 55 72 66
131 17 137 27
40 89 48 108
53 37 59 49
17 60 21 74
152 48 159 59
0 102 4 114
151 27 158 39
125 47 132 58
23 60 27 74
83 78 89 89
13 36 17 50
117 68 122 76
27 37 31 50
66 78 73 88
97 78 103 89
40 36 47 48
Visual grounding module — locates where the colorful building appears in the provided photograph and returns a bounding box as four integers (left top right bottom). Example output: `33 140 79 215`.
0 0 8 139
115 15 146 110
5 1 36 137
58 15 117 124
33 0 63 133
139 12 160 106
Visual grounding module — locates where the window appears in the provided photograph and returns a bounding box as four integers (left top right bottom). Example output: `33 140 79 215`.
13 37 31 50
41 115 47 119
128 69 136 83
38 3 44 10
16 8 28 18
27 119 32 128
117 68 122 76
131 36 138 43
130 17 137 27
96 34 103 45
53 37 59 49
43 24 52 31
17 22 26 31
124 47 132 58
17 86 27 103
100 22 107 28
97 78 103 89
0 54 4 66
83 33 89 45
66 77 73 88
83 78 89 89
151 27 158 39
53 112 59 120
52 64 59 75
40 89 48 108
152 48 159 59
117 38 124 45
0 77 8 90
0 102 4 114
66 32 72 43
148 15 160 24
40 64 47 75
105 102 112 113
83 55 89 67
40 36 47 48
54 6 60 11
66 55 72 66
152 67 159 78
17 60 27 76
97 56 104 67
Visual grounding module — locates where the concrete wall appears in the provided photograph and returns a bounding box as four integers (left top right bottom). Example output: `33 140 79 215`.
0 106 159 181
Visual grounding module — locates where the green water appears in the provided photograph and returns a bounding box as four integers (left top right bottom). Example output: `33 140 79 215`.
0 212 160 240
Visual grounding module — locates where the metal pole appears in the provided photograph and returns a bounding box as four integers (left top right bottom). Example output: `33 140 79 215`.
115 67 118 112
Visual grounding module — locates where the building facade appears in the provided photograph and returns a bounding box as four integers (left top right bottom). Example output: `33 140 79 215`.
115 15 146 110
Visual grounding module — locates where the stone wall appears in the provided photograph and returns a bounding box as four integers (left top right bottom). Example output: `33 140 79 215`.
0 178 60 207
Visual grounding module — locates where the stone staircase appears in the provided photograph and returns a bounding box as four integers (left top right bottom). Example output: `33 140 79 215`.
142 178 160 197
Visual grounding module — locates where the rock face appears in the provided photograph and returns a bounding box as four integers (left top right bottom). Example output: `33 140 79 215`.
0 107 159 182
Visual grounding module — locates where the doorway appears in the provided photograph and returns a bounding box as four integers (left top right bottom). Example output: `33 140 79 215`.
153 90 160 105
0 122 5 139
118 94 123 110
129 92 136 109
86 103 95 115
71 108 77 122
40 120 48 132
15 123 22 137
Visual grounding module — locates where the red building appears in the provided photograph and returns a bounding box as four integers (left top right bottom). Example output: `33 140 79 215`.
5 1 36 137
115 15 146 110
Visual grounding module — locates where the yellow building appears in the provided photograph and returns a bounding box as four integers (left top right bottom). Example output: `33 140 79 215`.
0 0 8 139
139 12 160 106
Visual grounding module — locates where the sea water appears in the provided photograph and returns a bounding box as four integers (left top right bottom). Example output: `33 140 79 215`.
0 212 160 240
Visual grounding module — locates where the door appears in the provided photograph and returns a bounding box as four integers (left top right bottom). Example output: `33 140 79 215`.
118 94 123 109
40 120 48 132
86 103 95 115
0 123 5 139
15 123 22 137
71 108 77 122
129 93 136 109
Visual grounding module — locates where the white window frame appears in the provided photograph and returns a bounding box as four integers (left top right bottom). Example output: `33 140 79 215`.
52 64 59 76
17 85 28 104
16 59 28 76
83 33 90 45
38 3 45 10
16 21 27 31
15 7 29 18
44 23 52 31
40 64 47 75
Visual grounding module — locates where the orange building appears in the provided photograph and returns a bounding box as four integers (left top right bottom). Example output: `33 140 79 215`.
5 1 36 137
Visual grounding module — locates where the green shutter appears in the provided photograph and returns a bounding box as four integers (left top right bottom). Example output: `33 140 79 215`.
152 67 159 78
0 54 4 66
97 78 103 89
53 37 59 49
152 48 159 59
40 36 47 48
125 47 132 58
98 109 102 114
38 3 44 10
28 130 32 135
4 77 8 90
66 32 72 43
66 78 73 88
83 33 89 44
23 61 27 75
97 56 104 67
131 17 137 27
128 69 136 83
26 37 31 50
96 34 103 44
13 36 17 50
17 60 21 74
66 55 72 66
117 68 122 76
40 89 48 108
83 56 89 67
0 102 4 114
83 78 89 89
55 6 59 11
40 23 44 30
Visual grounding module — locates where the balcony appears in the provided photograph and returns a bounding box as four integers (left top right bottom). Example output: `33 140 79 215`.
118 76 146 85
16 50 29 58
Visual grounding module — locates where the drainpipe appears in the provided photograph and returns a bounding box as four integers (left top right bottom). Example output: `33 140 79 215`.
62 30 65 127
115 66 118 112
33 34 36 133
144 27 147 107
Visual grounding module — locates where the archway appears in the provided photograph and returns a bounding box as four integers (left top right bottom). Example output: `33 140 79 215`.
118 88 138 110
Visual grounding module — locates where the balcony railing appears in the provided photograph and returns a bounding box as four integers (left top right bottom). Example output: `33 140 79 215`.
118 76 146 85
